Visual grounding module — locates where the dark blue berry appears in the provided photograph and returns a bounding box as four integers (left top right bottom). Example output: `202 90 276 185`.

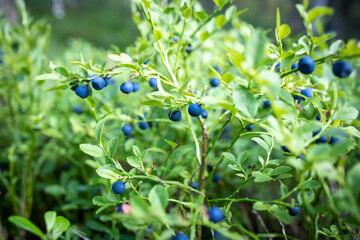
171 36 178 42
75 85 90 99
298 56 315 74
287 202 300 216
330 136 343 145
332 60 353 78
122 124 133 136
210 78 221 87
247 124 254 131
212 173 222 183
120 82 133 94
282 146 290 153
172 233 189 240
149 78 158 88
188 103 203 117
186 44 192 54
104 76 111 87
301 88 313 98
291 62 299 70
143 59 149 64
168 110 182 122
214 65 221 73
208 206 225 223
92 77 105 90
73 105 83 114
293 94 304 104
190 182 198 189
69 81 79 91
132 82 140 92
112 181 126 194
275 63 280 72
316 114 321 121
201 110 208 119
316 135 328 144
117 204 123 213
313 128 321 136
264 100 271 108
138 116 149 130
355 151 360 159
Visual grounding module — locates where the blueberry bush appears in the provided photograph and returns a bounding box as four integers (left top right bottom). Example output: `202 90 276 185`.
1 0 360 239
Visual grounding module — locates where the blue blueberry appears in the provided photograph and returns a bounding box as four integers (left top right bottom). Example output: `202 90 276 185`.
75 85 90 99
201 110 208 119
171 36 178 42
312 128 321 136
112 181 126 194
88 73 95 79
330 136 343 145
149 78 158 88
287 202 300 216
138 116 149 130
120 82 133 94
188 103 203 117
143 59 149 64
316 135 328 144
301 88 313 98
190 182 198 189
355 151 360 159
69 81 79 91
275 63 280 72
145 226 154 237
168 110 182 122
172 232 189 240
117 204 123 213
214 65 221 73
298 56 315 74
104 76 111 87
73 105 83 114
282 146 290 153
186 44 192 54
316 114 321 121
122 124 133 136
208 206 225 223
264 100 271 108
210 78 221 87
332 60 353 78
132 82 140 92
212 173 222 183
247 124 254 131
293 94 304 104
291 62 299 70
92 77 105 90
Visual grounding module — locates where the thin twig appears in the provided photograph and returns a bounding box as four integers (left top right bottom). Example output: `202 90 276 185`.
252 210 273 240
278 219 288 240
70 227 91 240
199 120 208 190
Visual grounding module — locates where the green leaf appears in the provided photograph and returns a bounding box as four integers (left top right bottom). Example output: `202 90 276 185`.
215 15 227 28
194 11 208 22
34 73 59 81
221 73 234 84
245 30 266 69
95 118 108 144
153 29 163 40
213 0 226 7
252 171 273 182
233 85 258 118
182 7 192 19
52 216 70 240
141 0 150 9
139 100 164 108
271 205 292 224
137 50 153 65
278 24 291 39
251 137 269 152
96 165 121 179
148 185 168 209
253 202 268 211
8 216 44 238
133 145 141 158
45 211 56 233
107 136 119 158
332 107 358 121
54 67 69 77
108 54 122 62
131 196 149 218
79 144 105 157
165 139 177 149
308 6 333 22
347 163 360 198
222 152 236 162
304 180 321 189
127 156 141 168
270 166 292 176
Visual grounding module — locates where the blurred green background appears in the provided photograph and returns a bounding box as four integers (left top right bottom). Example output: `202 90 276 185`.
1 0 359 58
